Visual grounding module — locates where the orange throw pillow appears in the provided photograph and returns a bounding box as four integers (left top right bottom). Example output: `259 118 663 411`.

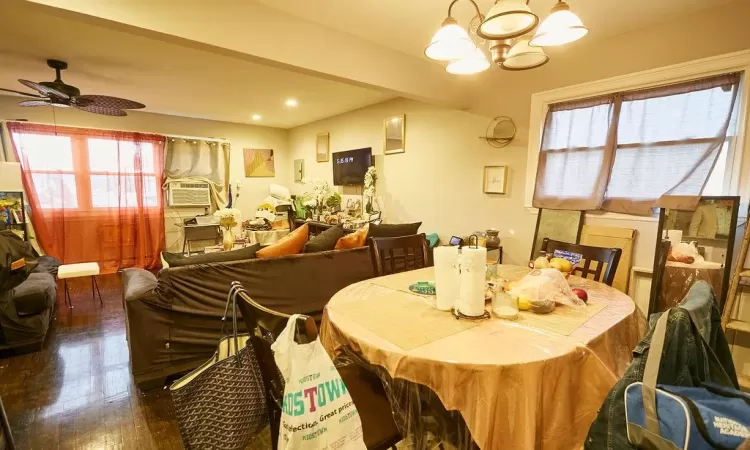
256 223 309 258
334 226 368 250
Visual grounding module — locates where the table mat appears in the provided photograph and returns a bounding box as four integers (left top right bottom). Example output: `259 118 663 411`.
331 290 477 350
370 270 431 294
513 299 607 336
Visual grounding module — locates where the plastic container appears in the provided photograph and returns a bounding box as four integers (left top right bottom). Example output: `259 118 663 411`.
492 290 518 320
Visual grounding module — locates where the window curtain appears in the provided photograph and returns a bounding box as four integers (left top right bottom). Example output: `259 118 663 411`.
7 122 166 273
164 138 230 208
533 73 741 215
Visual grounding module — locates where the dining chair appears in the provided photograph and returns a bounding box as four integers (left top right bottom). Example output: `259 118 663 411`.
541 238 622 286
275 204 294 232
370 233 430 277
647 240 672 318
234 282 401 450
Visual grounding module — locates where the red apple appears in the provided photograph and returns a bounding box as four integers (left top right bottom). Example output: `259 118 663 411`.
572 288 588 303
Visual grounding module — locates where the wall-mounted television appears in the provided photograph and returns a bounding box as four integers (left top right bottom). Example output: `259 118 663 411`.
332 147 372 186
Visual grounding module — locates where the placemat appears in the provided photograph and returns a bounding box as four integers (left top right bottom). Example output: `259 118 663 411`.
370 270 430 294
513 299 608 336
331 290 478 350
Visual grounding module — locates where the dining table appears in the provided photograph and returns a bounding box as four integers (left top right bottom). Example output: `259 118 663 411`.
319 265 640 450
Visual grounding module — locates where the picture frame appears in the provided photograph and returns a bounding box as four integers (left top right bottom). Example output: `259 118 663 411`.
483 166 508 194
383 115 405 155
316 133 330 162
243 149 275 177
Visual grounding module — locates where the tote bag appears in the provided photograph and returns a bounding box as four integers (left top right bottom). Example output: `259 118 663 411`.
271 314 367 450
626 310 750 449
170 284 268 450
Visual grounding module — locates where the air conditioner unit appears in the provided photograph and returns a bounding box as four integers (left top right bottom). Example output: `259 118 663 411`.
167 182 211 207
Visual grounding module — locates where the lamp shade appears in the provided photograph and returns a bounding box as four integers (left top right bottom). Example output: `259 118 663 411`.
425 17 477 61
446 48 491 75
529 1 588 47
477 0 538 40
501 37 549 70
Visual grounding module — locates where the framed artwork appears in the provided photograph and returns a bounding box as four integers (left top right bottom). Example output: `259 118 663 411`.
316 133 330 162
243 149 275 177
294 159 305 183
483 166 508 194
383 115 405 154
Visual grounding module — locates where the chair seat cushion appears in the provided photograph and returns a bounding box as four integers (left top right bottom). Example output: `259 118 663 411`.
12 272 56 316
58 262 100 279
303 225 345 253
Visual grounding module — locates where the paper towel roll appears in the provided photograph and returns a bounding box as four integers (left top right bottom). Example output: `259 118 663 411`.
665 229 683 248
434 246 460 311
458 247 487 317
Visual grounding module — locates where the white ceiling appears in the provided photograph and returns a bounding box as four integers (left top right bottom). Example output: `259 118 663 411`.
0 2 394 128
256 0 738 59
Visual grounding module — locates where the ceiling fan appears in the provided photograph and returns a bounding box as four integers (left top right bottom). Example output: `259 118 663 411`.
0 59 145 116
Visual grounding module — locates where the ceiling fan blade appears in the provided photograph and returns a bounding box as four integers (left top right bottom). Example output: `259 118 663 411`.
18 79 70 100
76 95 145 110
18 100 52 107
74 104 127 116
0 87 45 98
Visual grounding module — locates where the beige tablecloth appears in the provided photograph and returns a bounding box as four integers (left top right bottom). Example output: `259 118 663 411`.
320 265 639 450
244 229 289 246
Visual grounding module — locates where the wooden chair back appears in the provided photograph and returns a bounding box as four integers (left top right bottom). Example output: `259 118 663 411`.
370 233 430 276
647 240 672 317
541 238 622 286
234 282 317 450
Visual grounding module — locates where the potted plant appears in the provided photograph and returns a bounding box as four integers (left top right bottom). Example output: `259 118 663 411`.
326 192 342 213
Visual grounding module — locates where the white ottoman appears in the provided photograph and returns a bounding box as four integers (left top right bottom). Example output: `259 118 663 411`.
58 262 102 308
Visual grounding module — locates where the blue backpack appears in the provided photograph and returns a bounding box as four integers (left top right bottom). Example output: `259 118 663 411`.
626 310 750 449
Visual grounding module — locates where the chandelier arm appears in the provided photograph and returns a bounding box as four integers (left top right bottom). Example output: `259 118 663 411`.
447 0 485 21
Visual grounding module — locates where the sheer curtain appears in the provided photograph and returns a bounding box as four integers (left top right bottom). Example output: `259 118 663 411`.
7 122 166 273
533 73 741 215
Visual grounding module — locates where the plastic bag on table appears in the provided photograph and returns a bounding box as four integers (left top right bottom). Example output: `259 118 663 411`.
508 268 585 308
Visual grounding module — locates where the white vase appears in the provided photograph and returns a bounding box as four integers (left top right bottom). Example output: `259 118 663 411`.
222 228 234 251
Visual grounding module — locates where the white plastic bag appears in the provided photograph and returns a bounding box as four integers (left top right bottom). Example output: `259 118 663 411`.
271 315 367 450
509 268 585 307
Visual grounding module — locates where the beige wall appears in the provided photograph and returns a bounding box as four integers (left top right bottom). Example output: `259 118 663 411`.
0 96 288 251
288 97 537 266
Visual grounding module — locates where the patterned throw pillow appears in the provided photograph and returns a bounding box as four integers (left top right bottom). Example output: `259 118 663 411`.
256 224 309 258
334 226 369 250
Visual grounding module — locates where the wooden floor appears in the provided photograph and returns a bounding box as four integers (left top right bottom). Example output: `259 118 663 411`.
0 273 271 450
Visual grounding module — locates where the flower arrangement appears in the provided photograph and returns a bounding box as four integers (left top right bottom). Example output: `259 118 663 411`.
305 179 330 213
213 208 241 230
326 192 342 211
303 199 317 209
363 166 378 213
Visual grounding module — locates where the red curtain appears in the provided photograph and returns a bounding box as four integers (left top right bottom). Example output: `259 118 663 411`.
7 122 166 273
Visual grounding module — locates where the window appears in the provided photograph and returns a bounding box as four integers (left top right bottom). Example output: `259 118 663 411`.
533 73 741 215
11 130 162 211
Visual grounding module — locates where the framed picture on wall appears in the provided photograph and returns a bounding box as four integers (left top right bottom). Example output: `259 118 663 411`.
483 166 508 194
243 149 275 177
316 133 330 162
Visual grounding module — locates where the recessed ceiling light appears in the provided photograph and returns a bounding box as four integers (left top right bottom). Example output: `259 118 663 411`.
285 98 298 107
251 114 262 121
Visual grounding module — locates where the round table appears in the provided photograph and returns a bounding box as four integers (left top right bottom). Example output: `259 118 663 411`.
320 265 639 450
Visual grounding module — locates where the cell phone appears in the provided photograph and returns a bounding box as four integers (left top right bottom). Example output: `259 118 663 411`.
449 236 463 246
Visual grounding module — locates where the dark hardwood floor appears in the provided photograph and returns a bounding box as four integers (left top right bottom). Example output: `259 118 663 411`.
0 273 271 450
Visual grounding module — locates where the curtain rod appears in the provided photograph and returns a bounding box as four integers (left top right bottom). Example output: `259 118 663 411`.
0 120 228 143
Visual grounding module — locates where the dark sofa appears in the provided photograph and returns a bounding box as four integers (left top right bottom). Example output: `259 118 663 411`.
122 246 374 389
0 254 59 352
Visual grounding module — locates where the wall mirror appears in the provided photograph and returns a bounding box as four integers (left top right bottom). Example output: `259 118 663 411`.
653 195 740 313
316 133 329 162
383 115 405 155
529 209 584 260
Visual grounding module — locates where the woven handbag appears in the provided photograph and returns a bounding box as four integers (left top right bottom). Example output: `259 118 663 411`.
170 283 268 450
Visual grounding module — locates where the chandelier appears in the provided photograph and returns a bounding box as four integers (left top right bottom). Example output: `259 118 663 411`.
425 0 588 74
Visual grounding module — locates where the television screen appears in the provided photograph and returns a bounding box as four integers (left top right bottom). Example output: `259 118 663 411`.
332 147 372 186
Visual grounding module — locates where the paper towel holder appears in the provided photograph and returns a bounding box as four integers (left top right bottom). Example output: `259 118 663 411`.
451 234 491 321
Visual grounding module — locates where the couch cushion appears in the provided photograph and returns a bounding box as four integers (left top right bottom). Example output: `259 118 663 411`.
335 226 368 250
257 224 308 258
163 244 260 267
12 272 56 316
303 225 345 253
367 222 422 239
